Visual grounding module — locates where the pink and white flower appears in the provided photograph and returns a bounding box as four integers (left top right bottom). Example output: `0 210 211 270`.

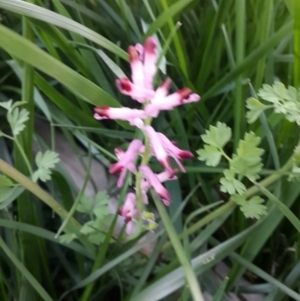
143 37 157 90
118 193 138 234
139 165 171 206
156 132 193 172
94 106 147 125
143 125 171 171
109 139 144 187
115 78 154 102
141 169 177 193
145 88 200 117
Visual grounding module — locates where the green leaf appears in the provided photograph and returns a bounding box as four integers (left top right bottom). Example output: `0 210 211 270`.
76 191 110 218
258 82 300 125
0 100 12 111
246 97 268 123
93 191 110 219
258 82 286 104
76 195 93 214
201 122 232 149
197 145 222 167
0 175 13 187
7 107 29 136
32 150 60 182
220 169 246 195
59 232 77 244
231 132 264 179
232 195 267 219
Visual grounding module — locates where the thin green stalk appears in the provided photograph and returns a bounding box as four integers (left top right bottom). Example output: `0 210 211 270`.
55 144 92 238
234 0 245 149
294 0 300 87
153 193 204 301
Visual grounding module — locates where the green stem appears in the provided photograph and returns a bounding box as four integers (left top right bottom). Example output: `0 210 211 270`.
234 0 245 149
14 137 33 175
132 116 152 236
153 193 204 301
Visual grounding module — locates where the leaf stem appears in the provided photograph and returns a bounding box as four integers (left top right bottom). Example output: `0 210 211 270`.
153 193 204 301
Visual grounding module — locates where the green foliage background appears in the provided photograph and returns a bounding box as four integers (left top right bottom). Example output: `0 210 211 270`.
0 0 300 300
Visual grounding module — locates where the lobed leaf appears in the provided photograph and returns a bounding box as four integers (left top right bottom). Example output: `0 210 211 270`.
201 122 232 149
231 132 264 179
232 195 267 219
246 97 268 123
220 169 246 195
197 145 222 167
32 150 60 182
7 107 29 136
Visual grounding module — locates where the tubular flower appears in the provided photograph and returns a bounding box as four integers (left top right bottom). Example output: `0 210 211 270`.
156 132 194 172
118 193 138 234
94 106 147 125
115 78 154 102
109 139 143 187
145 88 201 117
143 37 157 90
143 125 171 171
139 165 171 206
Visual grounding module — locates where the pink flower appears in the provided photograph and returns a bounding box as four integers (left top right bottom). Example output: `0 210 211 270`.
141 169 177 193
116 78 154 102
139 165 171 206
143 125 172 171
109 139 144 187
118 193 138 234
143 37 157 90
128 45 144 88
157 132 193 172
115 37 158 102
94 106 147 125
145 88 200 117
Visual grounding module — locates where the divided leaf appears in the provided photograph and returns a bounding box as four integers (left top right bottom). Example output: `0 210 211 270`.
32 150 60 182
246 97 268 123
220 169 246 195
201 122 232 149
256 82 300 125
7 108 29 136
197 145 222 167
232 195 267 219
0 100 13 111
231 132 264 179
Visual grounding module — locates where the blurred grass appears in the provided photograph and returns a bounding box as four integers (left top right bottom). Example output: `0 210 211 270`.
0 0 299 300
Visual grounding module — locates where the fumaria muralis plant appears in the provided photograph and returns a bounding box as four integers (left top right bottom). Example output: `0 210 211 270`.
93 37 200 234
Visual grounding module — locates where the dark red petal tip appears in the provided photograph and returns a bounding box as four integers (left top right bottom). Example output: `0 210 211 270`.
178 150 194 160
178 88 192 103
116 78 132 92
